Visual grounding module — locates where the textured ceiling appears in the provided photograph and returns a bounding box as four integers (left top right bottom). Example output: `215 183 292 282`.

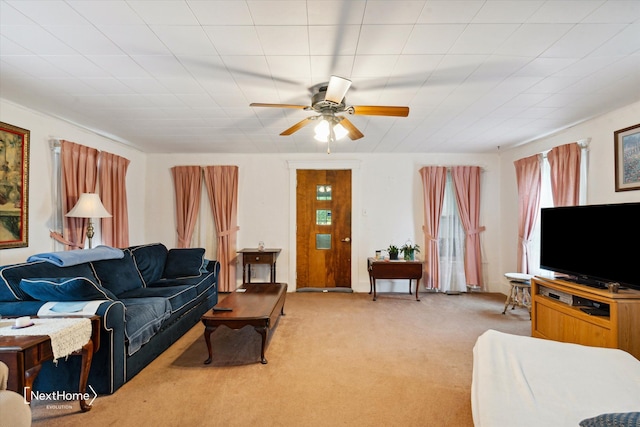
1 0 639 154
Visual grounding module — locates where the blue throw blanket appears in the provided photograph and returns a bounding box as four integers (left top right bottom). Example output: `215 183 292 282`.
27 246 124 267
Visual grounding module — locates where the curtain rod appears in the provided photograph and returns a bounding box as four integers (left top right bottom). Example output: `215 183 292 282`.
541 139 590 158
421 165 486 172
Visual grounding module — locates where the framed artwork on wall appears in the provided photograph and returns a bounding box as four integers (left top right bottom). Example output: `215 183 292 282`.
614 123 640 192
0 122 30 248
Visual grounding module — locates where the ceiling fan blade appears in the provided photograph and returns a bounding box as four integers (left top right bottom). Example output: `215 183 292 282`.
280 117 315 136
250 103 309 109
337 117 364 140
350 105 410 117
324 76 352 104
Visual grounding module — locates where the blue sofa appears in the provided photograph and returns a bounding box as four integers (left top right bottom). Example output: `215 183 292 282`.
0 243 219 394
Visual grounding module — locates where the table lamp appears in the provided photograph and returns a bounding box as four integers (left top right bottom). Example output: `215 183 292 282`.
65 193 112 248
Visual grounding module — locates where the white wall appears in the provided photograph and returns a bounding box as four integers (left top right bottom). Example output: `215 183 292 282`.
145 152 503 293
498 100 640 294
23 94 640 296
0 100 147 266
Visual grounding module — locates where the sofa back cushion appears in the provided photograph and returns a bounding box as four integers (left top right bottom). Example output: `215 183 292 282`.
91 250 144 296
128 243 168 285
0 261 98 301
163 248 205 278
19 277 117 301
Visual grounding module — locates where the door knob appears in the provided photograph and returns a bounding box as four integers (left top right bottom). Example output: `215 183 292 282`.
341 237 351 242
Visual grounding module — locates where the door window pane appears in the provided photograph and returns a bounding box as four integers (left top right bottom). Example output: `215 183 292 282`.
316 234 331 249
316 209 332 225
316 185 332 200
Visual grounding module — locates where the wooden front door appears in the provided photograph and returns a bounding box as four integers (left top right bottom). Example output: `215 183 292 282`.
296 169 352 288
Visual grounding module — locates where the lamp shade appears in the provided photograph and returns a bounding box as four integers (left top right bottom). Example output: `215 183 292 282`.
66 193 112 218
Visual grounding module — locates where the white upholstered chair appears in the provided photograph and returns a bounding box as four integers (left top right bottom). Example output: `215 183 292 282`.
0 361 32 427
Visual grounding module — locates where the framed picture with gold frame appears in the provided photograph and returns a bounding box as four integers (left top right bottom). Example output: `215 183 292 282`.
615 123 640 192
0 122 29 248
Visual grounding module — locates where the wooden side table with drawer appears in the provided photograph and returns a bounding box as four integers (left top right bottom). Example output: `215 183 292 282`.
0 315 100 412
237 248 281 284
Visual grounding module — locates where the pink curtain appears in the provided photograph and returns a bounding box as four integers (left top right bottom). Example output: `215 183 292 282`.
170 166 202 248
514 154 542 274
61 140 99 249
451 166 485 289
547 142 581 207
419 166 447 289
99 151 130 248
203 166 239 292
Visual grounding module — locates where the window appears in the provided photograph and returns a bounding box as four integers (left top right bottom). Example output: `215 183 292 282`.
50 140 64 251
530 145 588 275
316 209 332 225
316 234 331 249
438 171 466 292
316 185 331 200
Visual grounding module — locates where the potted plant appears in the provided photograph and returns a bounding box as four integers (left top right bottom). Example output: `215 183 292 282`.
401 242 420 261
387 244 400 260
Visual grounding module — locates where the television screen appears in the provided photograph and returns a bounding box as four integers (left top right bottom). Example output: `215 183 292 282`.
540 202 640 290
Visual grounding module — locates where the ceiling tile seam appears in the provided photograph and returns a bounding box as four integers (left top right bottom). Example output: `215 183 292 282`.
348 0 369 78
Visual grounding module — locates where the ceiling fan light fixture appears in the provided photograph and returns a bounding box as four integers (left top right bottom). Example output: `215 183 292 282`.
314 120 348 142
250 75 408 143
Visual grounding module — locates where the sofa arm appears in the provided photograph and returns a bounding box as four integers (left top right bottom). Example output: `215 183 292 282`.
89 300 127 394
29 300 128 396
206 260 221 277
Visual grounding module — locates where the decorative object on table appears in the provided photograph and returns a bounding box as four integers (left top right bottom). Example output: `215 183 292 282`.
65 193 112 248
401 240 420 261
387 244 400 260
614 123 640 192
0 121 29 249
12 316 33 329
258 241 265 251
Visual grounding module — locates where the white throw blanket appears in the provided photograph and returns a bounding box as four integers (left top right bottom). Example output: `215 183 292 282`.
472 329 640 427
0 318 92 361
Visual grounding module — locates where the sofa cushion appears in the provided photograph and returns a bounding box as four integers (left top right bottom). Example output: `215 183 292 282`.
119 297 172 356
129 243 168 285
19 277 117 301
163 248 205 278
91 250 144 296
150 271 216 297
0 261 98 302
117 285 197 314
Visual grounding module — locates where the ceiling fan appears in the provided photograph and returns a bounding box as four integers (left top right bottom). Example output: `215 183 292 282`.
250 76 409 152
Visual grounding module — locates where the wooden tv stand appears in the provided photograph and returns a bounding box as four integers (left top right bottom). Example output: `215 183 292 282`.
531 276 640 360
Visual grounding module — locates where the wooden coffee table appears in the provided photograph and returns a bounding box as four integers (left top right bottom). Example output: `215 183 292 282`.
201 283 287 365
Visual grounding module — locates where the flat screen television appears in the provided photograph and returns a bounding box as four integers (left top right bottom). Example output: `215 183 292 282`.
540 202 640 291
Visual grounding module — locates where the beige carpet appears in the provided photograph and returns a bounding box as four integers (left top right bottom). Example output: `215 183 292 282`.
30 291 530 427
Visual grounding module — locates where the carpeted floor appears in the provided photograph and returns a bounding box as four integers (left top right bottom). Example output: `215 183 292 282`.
30 291 530 427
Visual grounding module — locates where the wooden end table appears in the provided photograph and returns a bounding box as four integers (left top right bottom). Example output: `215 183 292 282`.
0 316 100 412
237 248 281 284
367 258 424 301
201 283 287 364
